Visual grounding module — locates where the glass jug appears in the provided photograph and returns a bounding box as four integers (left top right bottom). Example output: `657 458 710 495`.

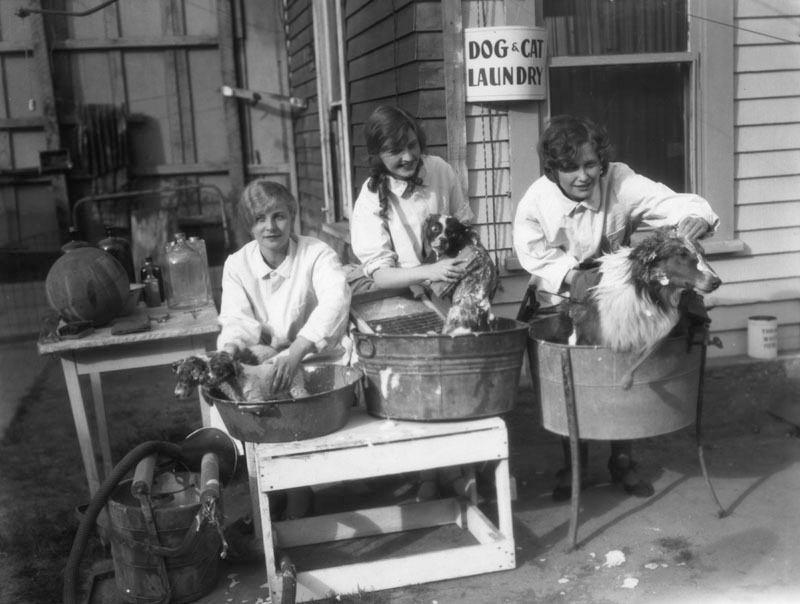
164 233 210 309
188 236 214 304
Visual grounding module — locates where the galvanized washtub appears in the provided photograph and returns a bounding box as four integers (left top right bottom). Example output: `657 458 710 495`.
202 364 362 443
354 317 528 420
527 316 702 440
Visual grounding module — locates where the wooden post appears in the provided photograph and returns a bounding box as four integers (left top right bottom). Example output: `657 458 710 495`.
29 1 70 236
218 0 247 248
441 0 469 198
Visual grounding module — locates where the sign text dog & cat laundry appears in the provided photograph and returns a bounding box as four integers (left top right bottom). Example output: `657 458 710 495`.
464 26 547 102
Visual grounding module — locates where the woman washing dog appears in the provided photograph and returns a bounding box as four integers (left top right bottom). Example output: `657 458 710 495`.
513 115 719 500
215 179 351 518
349 105 474 293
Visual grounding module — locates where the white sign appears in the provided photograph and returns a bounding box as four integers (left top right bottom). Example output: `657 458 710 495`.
464 26 547 102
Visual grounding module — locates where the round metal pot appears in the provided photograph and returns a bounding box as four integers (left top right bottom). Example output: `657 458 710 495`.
202 365 362 443
354 317 529 421
527 316 702 440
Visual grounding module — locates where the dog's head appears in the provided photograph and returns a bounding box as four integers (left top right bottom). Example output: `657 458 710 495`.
631 228 722 301
423 214 477 260
171 356 209 398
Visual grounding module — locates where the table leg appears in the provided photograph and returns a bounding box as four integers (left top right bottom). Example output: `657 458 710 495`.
253 452 280 602
89 372 114 480
494 458 513 539
61 357 101 497
245 442 262 539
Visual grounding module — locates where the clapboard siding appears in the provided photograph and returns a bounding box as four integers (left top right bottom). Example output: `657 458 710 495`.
735 45 800 72
735 150 800 179
734 17 800 45
735 200 800 230
705 0 800 357
736 175 800 204
735 71 800 99
736 97 800 125
736 124 800 152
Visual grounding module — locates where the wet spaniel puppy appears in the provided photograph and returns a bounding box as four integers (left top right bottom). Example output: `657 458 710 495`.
423 214 499 334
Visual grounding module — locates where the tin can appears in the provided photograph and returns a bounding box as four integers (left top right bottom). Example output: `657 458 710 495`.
143 276 162 308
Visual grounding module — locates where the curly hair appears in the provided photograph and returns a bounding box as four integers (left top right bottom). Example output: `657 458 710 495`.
238 179 297 230
538 115 612 182
364 105 427 219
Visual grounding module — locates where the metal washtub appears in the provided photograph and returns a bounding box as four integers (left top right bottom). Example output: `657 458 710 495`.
354 317 529 420
527 316 702 440
202 364 362 442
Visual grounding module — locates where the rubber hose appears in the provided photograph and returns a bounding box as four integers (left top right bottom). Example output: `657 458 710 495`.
63 440 181 604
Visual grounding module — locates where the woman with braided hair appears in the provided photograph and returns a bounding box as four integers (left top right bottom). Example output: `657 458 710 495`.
349 105 474 292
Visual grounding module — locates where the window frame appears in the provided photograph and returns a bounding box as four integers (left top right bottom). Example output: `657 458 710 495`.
543 2 737 250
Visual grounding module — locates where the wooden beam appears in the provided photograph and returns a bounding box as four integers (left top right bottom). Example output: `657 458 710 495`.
29 0 69 235
506 0 545 209
218 0 247 246
441 0 468 196
49 35 218 51
0 117 48 129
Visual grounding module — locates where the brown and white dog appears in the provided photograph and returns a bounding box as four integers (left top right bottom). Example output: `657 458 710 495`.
567 227 722 353
422 214 499 334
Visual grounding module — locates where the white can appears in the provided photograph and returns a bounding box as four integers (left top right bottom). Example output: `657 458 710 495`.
747 315 778 359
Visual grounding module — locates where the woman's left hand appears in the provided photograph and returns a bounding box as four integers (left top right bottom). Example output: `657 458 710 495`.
677 216 710 241
269 352 302 393
268 336 314 393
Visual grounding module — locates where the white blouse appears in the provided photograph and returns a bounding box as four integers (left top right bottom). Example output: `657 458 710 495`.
350 154 474 277
217 236 351 356
513 162 720 306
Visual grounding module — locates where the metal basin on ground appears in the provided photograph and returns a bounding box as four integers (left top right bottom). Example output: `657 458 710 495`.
527 316 702 440
202 365 362 443
354 317 528 421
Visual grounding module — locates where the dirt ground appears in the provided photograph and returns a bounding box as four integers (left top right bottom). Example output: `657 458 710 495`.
2 351 800 603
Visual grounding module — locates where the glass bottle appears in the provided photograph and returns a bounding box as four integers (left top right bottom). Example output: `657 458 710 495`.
98 226 135 282
188 236 214 304
164 232 210 310
139 256 165 305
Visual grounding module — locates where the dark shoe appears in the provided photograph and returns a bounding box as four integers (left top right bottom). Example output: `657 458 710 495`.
608 455 655 498
552 467 588 502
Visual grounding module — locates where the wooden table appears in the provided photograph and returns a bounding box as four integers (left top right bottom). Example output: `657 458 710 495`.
37 305 219 496
249 409 515 602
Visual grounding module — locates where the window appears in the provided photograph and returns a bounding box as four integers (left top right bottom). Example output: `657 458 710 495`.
543 0 735 244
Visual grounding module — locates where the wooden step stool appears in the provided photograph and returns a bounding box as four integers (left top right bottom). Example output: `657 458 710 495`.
246 409 515 602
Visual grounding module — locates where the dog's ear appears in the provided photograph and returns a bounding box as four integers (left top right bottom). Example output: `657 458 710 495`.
171 359 183 373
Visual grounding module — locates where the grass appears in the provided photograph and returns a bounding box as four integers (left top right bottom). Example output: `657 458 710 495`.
0 358 197 603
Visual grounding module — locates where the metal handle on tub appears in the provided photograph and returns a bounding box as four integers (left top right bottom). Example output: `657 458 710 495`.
355 335 376 359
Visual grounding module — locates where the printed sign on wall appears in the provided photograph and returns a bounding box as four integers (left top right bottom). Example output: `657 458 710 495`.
464 26 547 102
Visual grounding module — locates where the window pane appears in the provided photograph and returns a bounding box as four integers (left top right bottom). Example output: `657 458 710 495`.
549 63 687 191
544 0 688 56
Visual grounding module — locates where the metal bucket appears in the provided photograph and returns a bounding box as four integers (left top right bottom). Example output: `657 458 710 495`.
527 316 702 440
107 472 220 604
202 364 362 442
354 317 529 420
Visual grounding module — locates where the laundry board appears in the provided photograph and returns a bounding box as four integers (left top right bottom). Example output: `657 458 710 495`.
350 287 448 335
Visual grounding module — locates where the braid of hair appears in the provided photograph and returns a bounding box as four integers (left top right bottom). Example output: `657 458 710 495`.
367 160 392 220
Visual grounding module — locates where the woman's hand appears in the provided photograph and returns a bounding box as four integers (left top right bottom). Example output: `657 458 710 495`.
268 336 314 393
677 216 710 241
268 352 302 393
425 257 467 283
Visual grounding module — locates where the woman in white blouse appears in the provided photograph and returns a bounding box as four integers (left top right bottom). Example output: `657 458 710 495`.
217 179 351 393
349 105 473 292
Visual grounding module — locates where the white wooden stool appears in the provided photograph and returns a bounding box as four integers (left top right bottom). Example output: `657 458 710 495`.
247 409 515 602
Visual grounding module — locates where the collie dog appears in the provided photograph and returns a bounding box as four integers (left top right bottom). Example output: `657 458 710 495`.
422 214 499 334
569 228 722 353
